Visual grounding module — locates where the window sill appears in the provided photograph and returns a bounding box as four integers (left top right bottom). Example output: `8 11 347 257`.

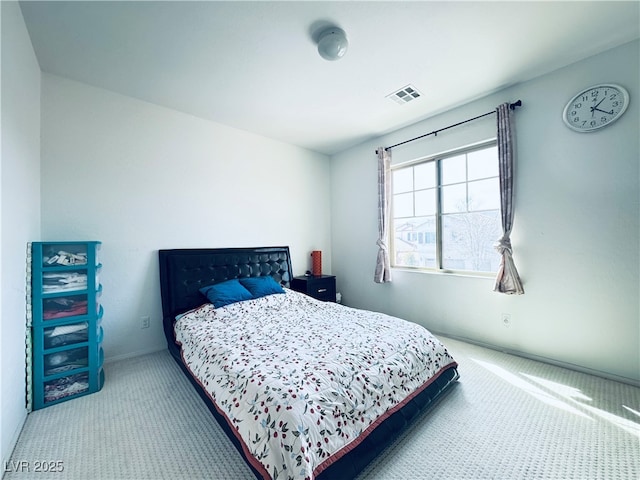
391 266 495 280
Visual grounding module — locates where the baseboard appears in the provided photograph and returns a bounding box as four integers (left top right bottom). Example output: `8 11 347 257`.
437 332 640 388
2 410 27 480
104 346 167 364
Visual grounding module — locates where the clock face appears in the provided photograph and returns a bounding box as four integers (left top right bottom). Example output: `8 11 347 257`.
562 84 629 132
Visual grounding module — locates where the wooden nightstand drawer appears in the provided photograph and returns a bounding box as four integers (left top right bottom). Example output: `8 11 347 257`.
291 275 336 302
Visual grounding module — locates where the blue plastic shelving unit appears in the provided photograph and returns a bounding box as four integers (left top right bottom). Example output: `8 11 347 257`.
31 241 104 409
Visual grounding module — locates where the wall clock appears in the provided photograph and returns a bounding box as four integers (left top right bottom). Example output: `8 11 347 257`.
562 83 629 132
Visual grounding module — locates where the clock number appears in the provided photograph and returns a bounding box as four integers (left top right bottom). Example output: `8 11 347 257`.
612 101 619 108
573 102 582 109
609 93 617 101
601 116 608 123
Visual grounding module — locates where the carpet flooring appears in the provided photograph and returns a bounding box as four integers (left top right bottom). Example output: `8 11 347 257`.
4 337 639 480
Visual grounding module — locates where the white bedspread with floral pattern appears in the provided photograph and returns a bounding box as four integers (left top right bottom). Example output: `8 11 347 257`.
175 288 456 480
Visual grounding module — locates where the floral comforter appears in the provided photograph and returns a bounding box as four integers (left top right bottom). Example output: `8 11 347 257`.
174 289 457 480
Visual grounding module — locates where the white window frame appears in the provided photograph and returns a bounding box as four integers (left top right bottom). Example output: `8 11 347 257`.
390 139 500 277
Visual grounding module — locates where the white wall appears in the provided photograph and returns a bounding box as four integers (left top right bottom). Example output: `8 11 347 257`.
330 40 639 383
1 0 41 467
41 74 332 361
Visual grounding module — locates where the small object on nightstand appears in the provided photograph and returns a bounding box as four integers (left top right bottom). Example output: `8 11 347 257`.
291 274 336 302
311 251 322 276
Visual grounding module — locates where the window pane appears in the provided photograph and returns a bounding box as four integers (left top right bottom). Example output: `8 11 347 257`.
441 211 501 272
441 154 466 185
393 168 413 194
393 217 436 268
390 141 500 273
468 146 498 180
441 184 466 213
414 162 435 189
468 178 500 211
393 192 413 218
415 188 436 216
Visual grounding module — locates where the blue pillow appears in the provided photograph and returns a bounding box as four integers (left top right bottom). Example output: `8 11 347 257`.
199 279 253 308
239 276 285 299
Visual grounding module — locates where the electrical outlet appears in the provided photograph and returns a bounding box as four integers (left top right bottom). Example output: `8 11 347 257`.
141 315 150 329
501 313 511 328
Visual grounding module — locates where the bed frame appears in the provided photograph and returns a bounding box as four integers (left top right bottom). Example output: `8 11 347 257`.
158 246 459 480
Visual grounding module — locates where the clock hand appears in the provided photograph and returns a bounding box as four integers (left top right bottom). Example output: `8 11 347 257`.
593 107 614 115
590 97 607 117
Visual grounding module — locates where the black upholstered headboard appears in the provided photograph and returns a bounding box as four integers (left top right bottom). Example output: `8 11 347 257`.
158 246 293 356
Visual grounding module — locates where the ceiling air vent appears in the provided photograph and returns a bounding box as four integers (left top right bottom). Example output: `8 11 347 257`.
387 85 422 105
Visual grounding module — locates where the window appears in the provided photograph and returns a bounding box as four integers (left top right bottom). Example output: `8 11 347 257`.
391 141 501 274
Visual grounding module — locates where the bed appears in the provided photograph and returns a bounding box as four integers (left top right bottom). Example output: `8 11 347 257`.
159 246 459 480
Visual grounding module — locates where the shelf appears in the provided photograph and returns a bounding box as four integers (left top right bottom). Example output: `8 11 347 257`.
31 241 104 410
43 322 89 350
44 372 90 404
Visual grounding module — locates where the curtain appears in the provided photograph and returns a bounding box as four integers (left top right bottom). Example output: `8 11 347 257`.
494 103 524 294
374 147 392 283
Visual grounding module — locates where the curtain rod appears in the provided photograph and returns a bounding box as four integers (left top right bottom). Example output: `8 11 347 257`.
376 100 522 154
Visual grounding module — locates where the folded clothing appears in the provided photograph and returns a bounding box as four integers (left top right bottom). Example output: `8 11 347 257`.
43 297 88 320
44 250 87 266
43 272 87 293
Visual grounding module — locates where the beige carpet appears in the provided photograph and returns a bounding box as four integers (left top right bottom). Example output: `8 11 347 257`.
5 337 639 480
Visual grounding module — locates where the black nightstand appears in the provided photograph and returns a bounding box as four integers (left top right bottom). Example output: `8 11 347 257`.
291 275 336 302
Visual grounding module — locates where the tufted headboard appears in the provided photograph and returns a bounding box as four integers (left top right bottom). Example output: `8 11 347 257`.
158 246 293 357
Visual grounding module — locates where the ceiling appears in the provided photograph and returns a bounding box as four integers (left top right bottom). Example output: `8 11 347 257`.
19 1 640 155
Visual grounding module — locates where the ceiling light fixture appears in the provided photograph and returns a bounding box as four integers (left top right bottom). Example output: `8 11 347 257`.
317 27 348 61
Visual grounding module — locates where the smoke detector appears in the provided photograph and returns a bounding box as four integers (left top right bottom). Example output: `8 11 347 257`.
317 27 349 61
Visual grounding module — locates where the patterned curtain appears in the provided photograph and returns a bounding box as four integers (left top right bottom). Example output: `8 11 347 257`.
374 147 392 283
494 103 524 294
